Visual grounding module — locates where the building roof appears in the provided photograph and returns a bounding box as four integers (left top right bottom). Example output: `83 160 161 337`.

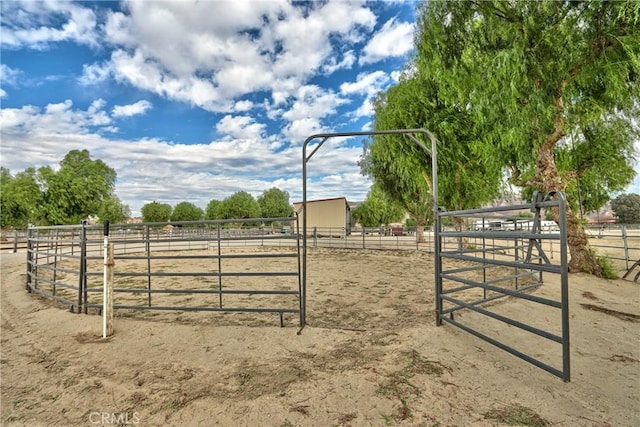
293 196 348 205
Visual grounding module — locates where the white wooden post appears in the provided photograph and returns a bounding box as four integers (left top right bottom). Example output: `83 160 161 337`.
103 221 114 338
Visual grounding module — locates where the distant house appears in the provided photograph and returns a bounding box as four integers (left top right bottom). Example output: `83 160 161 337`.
293 197 351 236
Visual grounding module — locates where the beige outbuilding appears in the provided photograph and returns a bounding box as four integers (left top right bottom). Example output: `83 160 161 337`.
293 197 351 236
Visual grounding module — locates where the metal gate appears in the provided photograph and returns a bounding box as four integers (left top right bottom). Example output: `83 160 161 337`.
434 191 570 381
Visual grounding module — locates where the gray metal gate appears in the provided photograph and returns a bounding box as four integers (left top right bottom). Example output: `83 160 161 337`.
434 191 570 381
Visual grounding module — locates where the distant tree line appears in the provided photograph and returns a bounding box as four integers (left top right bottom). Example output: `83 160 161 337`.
141 187 294 226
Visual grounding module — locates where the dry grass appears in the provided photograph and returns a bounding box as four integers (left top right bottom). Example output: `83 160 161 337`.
484 404 550 426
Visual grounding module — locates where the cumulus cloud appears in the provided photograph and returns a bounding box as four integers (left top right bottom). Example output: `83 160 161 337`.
78 62 112 85
282 85 348 122
360 18 414 64
322 50 356 75
216 115 266 140
233 100 254 112
1 64 22 86
340 71 390 96
0 1 98 49
340 71 392 119
112 100 152 118
97 1 378 114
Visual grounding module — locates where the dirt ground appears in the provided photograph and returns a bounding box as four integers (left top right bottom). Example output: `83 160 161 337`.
1 248 639 426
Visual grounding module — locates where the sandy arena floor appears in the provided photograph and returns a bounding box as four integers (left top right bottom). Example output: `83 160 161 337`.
1 247 638 426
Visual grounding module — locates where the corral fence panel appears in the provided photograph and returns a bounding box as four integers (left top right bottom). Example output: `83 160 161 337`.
434 191 570 381
26 217 302 326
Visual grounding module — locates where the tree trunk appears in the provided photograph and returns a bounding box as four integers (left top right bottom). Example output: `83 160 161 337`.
416 215 426 243
453 216 468 249
536 143 603 276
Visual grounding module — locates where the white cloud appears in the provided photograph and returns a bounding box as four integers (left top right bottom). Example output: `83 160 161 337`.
216 115 266 140
0 1 98 49
390 70 403 82
112 100 152 118
279 85 349 139
233 100 254 112
340 71 392 119
0 88 6 98
340 71 390 96
78 62 112 85
282 85 348 122
360 18 414 65
96 1 379 114
282 117 326 142
0 64 22 86
1 99 112 138
322 50 356 75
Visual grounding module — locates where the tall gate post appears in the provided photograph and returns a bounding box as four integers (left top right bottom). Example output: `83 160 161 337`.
103 220 114 338
26 225 33 291
77 220 87 314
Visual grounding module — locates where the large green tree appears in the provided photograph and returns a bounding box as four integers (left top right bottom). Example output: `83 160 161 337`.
205 199 222 220
97 194 131 224
141 201 172 223
1 150 129 226
171 201 204 223
0 167 43 228
412 0 639 275
218 191 261 227
38 150 120 225
257 187 294 224
364 71 503 241
352 185 405 228
611 193 640 224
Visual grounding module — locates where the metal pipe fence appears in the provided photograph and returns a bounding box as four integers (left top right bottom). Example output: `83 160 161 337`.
13 222 640 276
25 217 303 326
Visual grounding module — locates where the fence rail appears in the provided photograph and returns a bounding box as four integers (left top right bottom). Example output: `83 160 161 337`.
12 221 639 278
25 217 303 326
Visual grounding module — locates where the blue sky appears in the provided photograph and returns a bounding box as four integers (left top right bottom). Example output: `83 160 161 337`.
1 0 638 218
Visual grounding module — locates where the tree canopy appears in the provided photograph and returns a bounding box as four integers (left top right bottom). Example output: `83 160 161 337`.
141 201 172 223
351 185 405 227
0 167 43 229
365 69 504 235
218 191 261 226
611 193 640 224
0 150 130 227
257 187 294 223
370 0 639 274
171 201 204 223
205 199 222 220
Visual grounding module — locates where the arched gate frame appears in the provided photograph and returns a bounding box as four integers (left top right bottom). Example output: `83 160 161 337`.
301 129 440 328
301 129 570 382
